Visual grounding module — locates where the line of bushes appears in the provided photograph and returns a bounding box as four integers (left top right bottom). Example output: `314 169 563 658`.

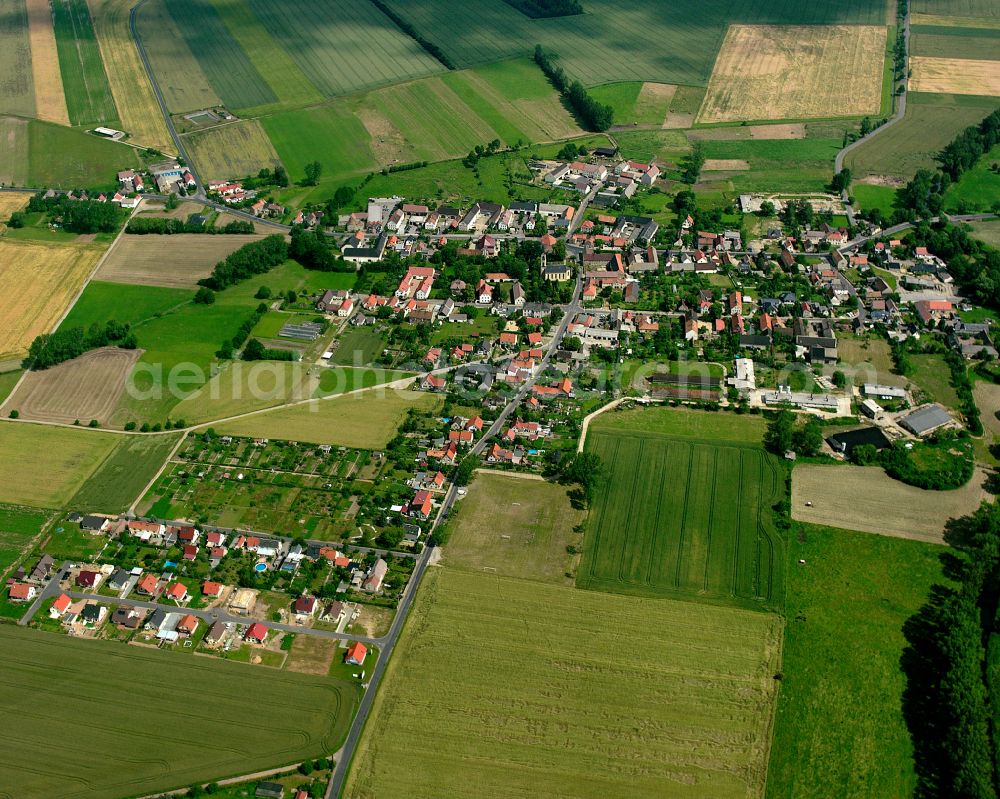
199 234 289 291
861 434 976 490
502 0 582 17
241 338 297 362
23 320 137 370
368 0 455 69
533 45 613 131
217 304 268 360
381 160 428 174
946 348 984 435
126 217 255 235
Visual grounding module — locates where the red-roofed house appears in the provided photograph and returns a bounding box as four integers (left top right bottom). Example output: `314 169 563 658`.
165 582 188 603
177 614 199 636
202 581 224 598
76 570 101 589
137 574 159 596
345 641 368 665
410 490 433 520
8 582 35 602
50 593 72 618
245 622 268 643
182 545 198 561
294 595 317 617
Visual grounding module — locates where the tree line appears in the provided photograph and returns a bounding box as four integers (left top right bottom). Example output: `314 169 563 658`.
198 235 289 290
23 321 137 370
25 192 127 234
126 217 255 235
368 0 455 69
534 45 614 131
902 501 1000 799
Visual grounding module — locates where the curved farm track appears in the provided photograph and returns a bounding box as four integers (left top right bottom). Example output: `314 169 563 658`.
4 347 141 425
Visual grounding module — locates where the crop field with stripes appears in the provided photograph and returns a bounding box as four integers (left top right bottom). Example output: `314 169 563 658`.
579 430 786 610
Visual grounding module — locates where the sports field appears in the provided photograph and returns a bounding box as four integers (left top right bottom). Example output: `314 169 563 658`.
67 432 181 512
698 25 886 123
25 0 70 125
182 120 281 181
0 624 357 799
0 422 120 507
444 471 586 584
845 91 999 178
0 239 106 359
910 56 1000 95
346 567 782 799
766 523 942 798
2 347 141 426
580 427 786 608
0 0 35 117
51 0 119 126
95 233 266 287
792 463 990 543
215 389 440 448
88 0 173 152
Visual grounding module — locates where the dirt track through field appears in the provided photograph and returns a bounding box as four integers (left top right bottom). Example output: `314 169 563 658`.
698 25 885 123
792 463 990 543
687 123 806 141
910 56 1000 96
25 0 70 124
4 347 141 425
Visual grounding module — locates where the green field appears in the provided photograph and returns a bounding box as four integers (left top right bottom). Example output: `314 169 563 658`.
215 389 440 448
846 92 999 179
971 218 1000 246
346 568 782 799
0 370 22 405
945 142 1000 212
60 281 193 330
0 423 120 508
913 0 1000 18
329 327 386 366
766 523 943 798
0 0 35 117
852 182 898 215
443 471 586 584
699 138 844 194
182 119 280 182
580 426 786 609
52 0 119 126
381 0 886 87
67 433 181 512
314 366 411 396
0 625 358 799
910 353 962 410
910 23 1000 59
0 506 50 579
592 405 767 444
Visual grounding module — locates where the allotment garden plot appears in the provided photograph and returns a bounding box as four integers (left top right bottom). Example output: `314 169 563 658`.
579 429 786 609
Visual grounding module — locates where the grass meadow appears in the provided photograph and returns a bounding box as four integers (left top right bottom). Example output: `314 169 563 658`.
580 428 786 609
698 137 845 193
443 471 586 584
215 389 441 448
0 505 50 580
909 353 962 410
945 142 1000 211
0 625 358 799
912 0 1000 19
910 23 1000 60
67 433 182 512
846 91 999 178
0 423 120 508
591 405 767 444
346 567 783 799
51 0 118 126
766 523 943 798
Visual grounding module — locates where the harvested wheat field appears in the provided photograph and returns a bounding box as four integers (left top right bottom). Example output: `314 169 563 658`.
974 382 1000 437
96 233 263 287
26 0 70 124
792 463 990 543
698 25 886 123
704 159 750 170
0 192 31 232
0 239 104 358
910 56 1000 96
2 347 141 424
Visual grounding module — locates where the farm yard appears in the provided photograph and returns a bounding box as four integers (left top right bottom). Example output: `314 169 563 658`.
443 471 586 584
792 463 990 543
2 347 141 426
910 56 1000 95
51 0 119 126
766 523 943 798
697 25 886 123
0 238 106 359
579 428 786 609
25 0 69 125
846 91 1000 179
0 625 358 799
0 423 120 508
346 567 782 799
215 389 441 449
88 0 174 152
95 232 266 288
